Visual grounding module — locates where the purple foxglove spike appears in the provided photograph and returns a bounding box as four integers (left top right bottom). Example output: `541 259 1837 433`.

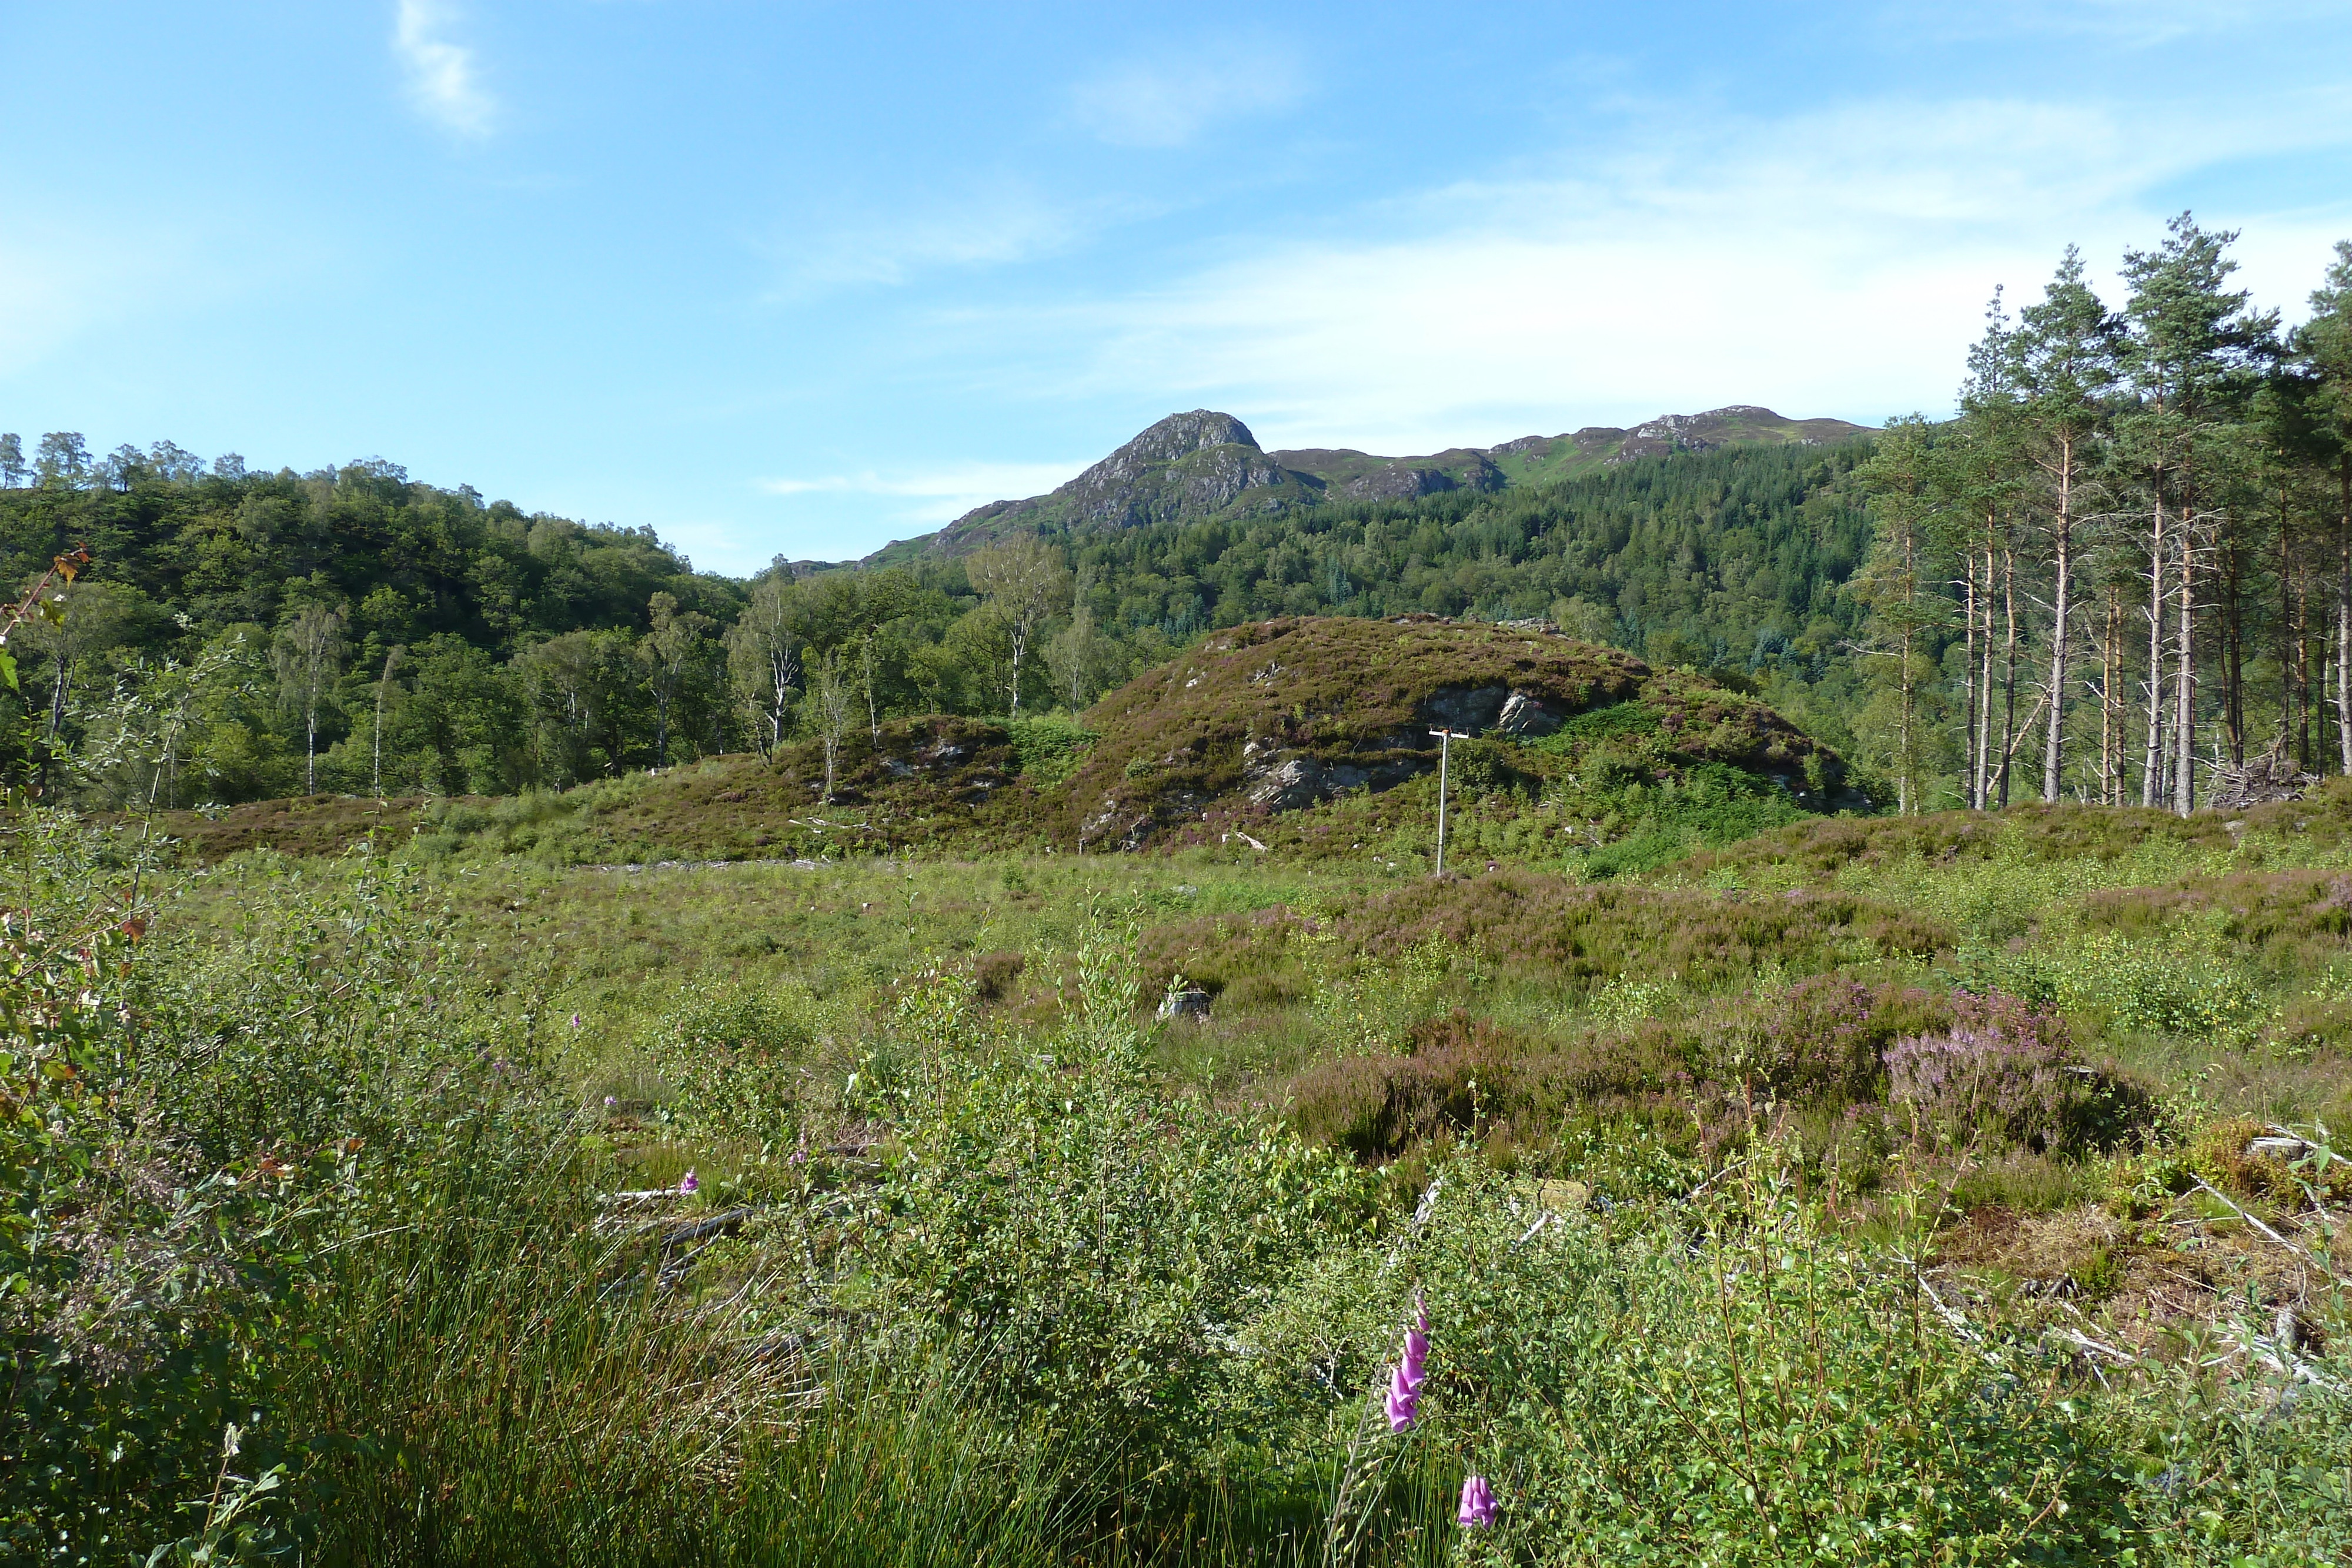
1457 1475 1496 1527
1402 1327 1429 1384
1384 1383 1418 1432
1415 1294 1429 1336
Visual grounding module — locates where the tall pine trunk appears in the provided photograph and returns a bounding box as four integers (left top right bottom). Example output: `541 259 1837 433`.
2339 456 2352 775
2117 587 2136 808
2143 493 2167 807
1962 550 1981 808
2041 437 2076 802
1977 541 1997 809
2173 521 2196 816
2220 536 2244 767
1999 548 2018 806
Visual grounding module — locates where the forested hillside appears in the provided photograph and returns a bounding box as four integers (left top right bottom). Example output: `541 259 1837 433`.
0 429 1883 808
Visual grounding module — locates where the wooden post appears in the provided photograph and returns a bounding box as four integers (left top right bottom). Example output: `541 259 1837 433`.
1429 727 1454 877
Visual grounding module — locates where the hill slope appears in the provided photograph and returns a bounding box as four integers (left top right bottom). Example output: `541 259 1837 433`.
159 616 1856 867
874 404 1872 560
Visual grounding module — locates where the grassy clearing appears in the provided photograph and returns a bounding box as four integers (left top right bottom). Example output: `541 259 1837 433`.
12 793 2352 1563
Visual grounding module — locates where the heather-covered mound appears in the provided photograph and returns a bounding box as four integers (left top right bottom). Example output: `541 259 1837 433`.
1058 614 1856 853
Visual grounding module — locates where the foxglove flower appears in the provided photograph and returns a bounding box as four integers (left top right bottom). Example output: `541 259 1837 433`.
679 1169 698 1195
1384 1313 1430 1432
1457 1474 1496 1527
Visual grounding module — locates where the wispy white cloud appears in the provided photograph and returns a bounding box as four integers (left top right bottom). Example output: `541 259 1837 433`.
0 215 295 379
393 0 497 139
925 90 2352 454
1070 52 1307 149
0 229 148 376
761 183 1128 297
1913 0 2347 48
757 461 1086 524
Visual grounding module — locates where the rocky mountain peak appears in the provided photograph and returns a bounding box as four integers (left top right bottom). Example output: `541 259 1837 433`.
876 403 1871 563
1104 410 1260 469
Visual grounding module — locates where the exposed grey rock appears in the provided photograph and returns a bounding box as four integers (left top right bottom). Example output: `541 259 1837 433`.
1419 684 1509 731
1158 987 1211 1022
1245 755 1369 811
1495 690 1561 737
894 405 1870 561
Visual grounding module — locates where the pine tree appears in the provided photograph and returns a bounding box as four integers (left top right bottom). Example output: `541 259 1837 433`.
2006 248 2119 803
2300 241 2352 772
2118 215 2277 815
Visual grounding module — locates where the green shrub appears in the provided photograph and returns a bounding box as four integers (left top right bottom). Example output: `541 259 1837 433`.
1004 716 1098 787
640 977 828 1139
847 956 1367 1476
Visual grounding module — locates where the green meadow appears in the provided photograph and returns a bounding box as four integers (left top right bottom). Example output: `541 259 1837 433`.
12 783 2352 1565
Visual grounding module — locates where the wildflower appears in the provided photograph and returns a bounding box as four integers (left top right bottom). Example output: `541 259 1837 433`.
1457 1474 1496 1527
1384 1309 1430 1432
679 1169 698 1195
570 1013 583 1029
603 1095 617 1109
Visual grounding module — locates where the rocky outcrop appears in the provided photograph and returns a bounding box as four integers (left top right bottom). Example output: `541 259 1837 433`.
888 406 1871 561
1496 690 1561 737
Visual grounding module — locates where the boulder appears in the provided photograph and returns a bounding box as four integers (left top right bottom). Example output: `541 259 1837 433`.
1158 987 1211 1022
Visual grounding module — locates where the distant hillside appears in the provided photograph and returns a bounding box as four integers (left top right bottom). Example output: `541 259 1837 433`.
869 405 1872 561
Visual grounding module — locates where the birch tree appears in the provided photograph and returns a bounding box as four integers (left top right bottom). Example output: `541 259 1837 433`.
727 574 801 757
964 537 1071 717
272 604 347 795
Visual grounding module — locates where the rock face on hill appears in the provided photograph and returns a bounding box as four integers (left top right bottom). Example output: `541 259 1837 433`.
893 405 1872 559
1058 615 1847 850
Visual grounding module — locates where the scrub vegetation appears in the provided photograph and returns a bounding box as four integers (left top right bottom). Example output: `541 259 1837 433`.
11 213 2352 1563
13 766 2352 1562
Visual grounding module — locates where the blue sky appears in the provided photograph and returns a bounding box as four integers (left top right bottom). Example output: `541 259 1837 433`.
6 2 2352 572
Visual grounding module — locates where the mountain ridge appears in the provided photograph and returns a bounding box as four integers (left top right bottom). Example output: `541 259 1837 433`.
866 404 1872 563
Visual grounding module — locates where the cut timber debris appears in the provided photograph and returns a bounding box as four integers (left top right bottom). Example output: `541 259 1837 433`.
2210 744 2318 810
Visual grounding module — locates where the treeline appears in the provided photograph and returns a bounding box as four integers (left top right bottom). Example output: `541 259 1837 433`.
0 426 1886 808
1849 218 2352 815
0 450 1178 804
